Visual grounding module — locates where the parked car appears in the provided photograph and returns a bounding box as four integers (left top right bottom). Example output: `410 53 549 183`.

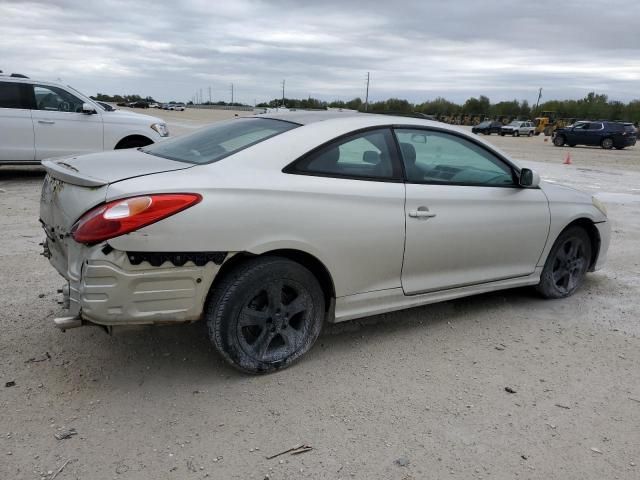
472 120 503 135
169 103 185 111
553 121 635 149
129 101 149 109
40 112 610 373
0 74 169 164
501 120 535 137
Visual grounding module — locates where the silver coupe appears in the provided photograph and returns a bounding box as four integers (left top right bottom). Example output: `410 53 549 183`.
40 111 610 373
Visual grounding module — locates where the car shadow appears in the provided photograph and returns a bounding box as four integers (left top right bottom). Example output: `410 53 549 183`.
0 166 45 181
50 285 549 390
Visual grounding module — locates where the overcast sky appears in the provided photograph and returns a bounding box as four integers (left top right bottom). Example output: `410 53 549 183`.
1 0 639 105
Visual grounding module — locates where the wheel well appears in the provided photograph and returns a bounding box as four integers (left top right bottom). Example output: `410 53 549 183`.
211 250 336 310
115 135 154 149
562 218 601 270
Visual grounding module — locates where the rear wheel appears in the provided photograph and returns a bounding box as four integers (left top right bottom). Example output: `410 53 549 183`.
206 256 325 374
601 137 614 149
553 135 565 147
537 226 592 299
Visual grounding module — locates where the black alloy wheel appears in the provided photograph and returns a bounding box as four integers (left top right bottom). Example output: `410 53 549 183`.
537 227 592 298
206 256 325 374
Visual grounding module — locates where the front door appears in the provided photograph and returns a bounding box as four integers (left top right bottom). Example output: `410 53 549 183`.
30 84 103 159
395 128 550 294
0 81 34 162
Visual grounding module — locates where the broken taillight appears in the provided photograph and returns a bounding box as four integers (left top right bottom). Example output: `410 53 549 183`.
71 193 202 244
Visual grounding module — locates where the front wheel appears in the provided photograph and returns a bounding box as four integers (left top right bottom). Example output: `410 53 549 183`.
553 135 565 147
206 257 325 374
537 226 592 299
514 131 519 137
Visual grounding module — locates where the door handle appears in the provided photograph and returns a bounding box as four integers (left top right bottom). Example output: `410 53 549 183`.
38 120 55 125
408 207 437 219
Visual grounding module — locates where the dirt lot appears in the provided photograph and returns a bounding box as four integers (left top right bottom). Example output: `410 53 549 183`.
1 110 639 480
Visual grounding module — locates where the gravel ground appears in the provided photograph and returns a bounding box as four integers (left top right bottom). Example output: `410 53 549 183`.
1 111 639 480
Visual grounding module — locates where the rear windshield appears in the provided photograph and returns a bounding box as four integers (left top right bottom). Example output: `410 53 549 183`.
143 117 298 164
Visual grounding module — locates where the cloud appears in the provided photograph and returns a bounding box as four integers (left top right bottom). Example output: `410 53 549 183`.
1 0 639 104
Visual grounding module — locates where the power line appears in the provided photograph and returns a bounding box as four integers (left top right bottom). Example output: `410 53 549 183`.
364 72 370 112
281 79 285 107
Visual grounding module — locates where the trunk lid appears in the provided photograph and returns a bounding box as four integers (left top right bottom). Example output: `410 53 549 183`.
41 148 193 187
40 148 194 278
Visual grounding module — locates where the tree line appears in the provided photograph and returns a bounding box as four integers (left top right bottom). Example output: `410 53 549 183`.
259 92 640 123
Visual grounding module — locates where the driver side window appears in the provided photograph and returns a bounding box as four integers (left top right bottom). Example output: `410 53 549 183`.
395 129 515 187
33 85 84 113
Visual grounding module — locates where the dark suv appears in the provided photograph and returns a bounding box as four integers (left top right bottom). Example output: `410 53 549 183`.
553 121 636 150
472 120 503 135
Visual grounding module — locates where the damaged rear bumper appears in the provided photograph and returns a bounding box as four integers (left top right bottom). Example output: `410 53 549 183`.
47 239 227 328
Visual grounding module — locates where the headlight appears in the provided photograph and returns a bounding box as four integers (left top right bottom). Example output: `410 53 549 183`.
150 123 169 137
592 196 607 216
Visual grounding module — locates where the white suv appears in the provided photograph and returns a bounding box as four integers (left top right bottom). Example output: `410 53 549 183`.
0 73 169 164
500 120 536 137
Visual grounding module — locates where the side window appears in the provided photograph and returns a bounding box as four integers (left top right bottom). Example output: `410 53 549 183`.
33 85 84 113
291 129 399 180
395 129 515 187
0 82 32 109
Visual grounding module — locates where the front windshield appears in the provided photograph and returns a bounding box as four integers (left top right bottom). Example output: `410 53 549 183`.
143 117 299 164
509 121 520 126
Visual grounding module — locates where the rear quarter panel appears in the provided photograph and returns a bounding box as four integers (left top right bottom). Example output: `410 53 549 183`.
105 124 408 297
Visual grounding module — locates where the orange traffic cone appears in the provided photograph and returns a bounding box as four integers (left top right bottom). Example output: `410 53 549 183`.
563 152 572 165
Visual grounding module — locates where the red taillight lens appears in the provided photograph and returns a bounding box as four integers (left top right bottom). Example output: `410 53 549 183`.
71 193 202 244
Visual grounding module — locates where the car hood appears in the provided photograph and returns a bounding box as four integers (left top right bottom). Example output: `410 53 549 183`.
103 109 164 125
539 180 592 204
41 149 194 187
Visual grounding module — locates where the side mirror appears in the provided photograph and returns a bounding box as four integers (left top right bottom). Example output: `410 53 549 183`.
82 103 96 114
519 168 540 188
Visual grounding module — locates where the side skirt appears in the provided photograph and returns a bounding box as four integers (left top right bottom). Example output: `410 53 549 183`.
333 268 542 323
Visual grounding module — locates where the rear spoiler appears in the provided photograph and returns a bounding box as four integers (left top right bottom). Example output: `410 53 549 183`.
41 159 107 187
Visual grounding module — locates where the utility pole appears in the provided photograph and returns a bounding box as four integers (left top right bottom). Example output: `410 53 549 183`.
281 79 286 107
230 83 234 104
535 87 543 112
364 72 370 112
208 86 211 103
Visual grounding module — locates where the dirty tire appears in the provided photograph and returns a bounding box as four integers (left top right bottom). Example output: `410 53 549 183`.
553 135 565 147
205 256 325 374
528 130 534 137
514 131 519 137
601 137 614 149
537 226 592 299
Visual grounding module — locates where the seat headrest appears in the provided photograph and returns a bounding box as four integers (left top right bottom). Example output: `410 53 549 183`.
362 150 380 164
399 142 416 163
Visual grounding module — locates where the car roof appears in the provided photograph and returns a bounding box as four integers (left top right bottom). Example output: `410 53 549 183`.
259 110 369 125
